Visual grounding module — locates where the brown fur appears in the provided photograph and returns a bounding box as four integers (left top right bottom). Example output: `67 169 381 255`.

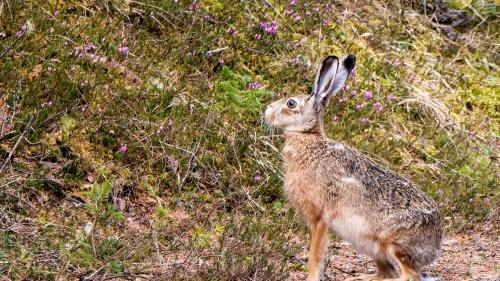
264 55 443 281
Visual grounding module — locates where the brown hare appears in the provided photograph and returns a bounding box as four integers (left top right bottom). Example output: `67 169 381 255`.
264 54 443 281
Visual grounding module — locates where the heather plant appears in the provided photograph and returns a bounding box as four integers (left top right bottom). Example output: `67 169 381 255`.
0 0 498 280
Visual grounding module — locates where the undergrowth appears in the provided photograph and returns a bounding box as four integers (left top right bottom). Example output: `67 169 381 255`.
0 0 498 280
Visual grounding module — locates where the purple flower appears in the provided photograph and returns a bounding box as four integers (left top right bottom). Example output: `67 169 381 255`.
21 24 27 32
351 67 357 77
168 119 174 127
254 171 262 182
377 106 383 112
322 19 329 26
373 101 382 108
85 43 96 52
338 97 347 104
248 82 261 90
386 95 395 101
0 32 6 38
260 20 278 36
355 103 366 111
290 57 300 65
360 117 369 123
81 80 89 87
254 33 262 40
407 75 416 82
285 9 293 16
293 14 302 22
343 84 350 91
306 11 312 16
351 90 358 97
289 0 297 5
47 66 55 73
119 46 129 56
16 31 23 38
119 143 128 153
332 115 339 122
54 10 60 17
364 91 373 100
219 59 224 65
49 27 54 33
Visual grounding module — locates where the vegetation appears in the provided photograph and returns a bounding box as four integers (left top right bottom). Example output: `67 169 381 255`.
0 0 498 279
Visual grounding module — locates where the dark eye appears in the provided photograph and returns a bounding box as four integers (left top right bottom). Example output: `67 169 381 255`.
286 99 297 109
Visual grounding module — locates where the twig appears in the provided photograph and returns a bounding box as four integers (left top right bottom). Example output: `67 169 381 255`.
0 115 34 174
0 36 21 59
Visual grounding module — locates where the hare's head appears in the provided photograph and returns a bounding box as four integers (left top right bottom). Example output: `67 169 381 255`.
265 54 356 133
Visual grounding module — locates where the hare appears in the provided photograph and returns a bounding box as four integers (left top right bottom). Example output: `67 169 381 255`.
264 54 443 281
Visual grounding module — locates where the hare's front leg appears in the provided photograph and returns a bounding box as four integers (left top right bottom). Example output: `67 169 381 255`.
306 218 329 281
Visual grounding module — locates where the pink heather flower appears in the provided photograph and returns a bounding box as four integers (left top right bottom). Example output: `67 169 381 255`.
351 67 357 77
119 143 128 153
313 7 320 12
168 119 174 126
70 66 77 73
0 32 6 38
377 106 383 112
290 57 300 65
306 11 312 16
338 97 347 104
260 20 278 35
360 117 369 123
202 15 210 21
322 19 329 26
332 115 338 121
289 0 297 5
16 31 23 38
364 91 373 100
344 84 350 91
285 9 293 16
351 90 358 97
386 95 395 101
85 43 96 52
293 14 302 22
54 10 60 16
250 23 256 29
385 59 391 64
21 24 27 32
254 171 262 182
373 101 382 108
47 67 55 73
49 27 54 33
119 46 129 56
219 59 224 64
254 33 262 40
408 75 416 82
81 80 89 87
248 82 261 90
355 103 366 111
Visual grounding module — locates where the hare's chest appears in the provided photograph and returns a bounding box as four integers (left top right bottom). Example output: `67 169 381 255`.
283 162 321 209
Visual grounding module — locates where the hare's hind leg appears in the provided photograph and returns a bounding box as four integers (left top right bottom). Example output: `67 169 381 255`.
344 260 396 281
306 218 329 281
371 245 421 281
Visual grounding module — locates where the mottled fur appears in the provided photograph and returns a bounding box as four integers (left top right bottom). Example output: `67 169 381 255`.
265 55 443 281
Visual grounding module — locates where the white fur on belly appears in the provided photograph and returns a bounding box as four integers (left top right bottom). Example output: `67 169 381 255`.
329 212 379 258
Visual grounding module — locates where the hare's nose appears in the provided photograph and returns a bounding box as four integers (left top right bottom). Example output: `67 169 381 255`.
344 54 356 71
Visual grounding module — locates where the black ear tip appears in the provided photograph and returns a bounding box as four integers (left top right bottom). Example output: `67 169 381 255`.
344 54 356 70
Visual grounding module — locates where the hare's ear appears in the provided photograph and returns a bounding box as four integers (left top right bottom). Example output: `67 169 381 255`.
313 54 356 107
313 56 339 98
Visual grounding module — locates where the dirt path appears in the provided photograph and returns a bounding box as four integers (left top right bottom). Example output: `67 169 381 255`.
287 229 499 281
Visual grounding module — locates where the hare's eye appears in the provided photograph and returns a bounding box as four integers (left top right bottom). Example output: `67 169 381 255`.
286 99 297 109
